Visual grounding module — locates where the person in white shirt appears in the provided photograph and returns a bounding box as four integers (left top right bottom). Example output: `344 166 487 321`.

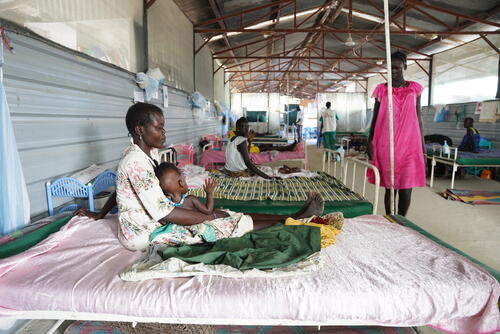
319 102 339 150
295 106 304 141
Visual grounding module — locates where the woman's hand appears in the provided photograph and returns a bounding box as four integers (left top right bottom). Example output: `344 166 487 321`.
203 178 216 195
74 208 103 220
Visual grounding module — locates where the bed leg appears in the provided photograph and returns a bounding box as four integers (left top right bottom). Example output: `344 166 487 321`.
46 319 65 334
451 163 458 189
132 321 138 328
430 157 436 188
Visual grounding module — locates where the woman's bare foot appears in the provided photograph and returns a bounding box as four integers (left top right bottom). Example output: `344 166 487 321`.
293 192 324 218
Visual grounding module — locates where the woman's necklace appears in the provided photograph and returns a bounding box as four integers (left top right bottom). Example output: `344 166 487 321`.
166 194 187 207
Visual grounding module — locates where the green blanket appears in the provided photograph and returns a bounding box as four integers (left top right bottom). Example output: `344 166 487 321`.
0 216 72 259
190 172 364 202
159 224 321 270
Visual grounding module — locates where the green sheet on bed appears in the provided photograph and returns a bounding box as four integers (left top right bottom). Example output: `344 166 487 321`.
160 224 321 270
0 216 72 259
388 215 500 281
215 199 372 218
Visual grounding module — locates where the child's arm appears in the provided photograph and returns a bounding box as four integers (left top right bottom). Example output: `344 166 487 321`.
189 179 216 214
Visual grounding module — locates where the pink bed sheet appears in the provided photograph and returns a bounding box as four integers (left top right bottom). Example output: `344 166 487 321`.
199 149 305 168
0 215 498 334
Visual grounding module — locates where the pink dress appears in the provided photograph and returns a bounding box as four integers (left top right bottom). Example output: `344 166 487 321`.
367 81 426 189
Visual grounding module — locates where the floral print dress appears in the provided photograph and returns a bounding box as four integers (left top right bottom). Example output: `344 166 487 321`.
116 143 174 250
116 143 253 251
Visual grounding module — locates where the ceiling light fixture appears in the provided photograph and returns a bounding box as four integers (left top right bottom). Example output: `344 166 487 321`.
376 59 383 65
345 34 356 47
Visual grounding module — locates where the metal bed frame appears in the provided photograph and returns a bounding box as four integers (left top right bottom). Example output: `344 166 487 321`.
322 149 380 214
427 145 500 189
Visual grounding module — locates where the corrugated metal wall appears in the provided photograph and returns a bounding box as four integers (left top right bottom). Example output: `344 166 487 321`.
148 0 194 92
194 34 214 100
4 31 220 217
213 66 225 104
422 103 500 148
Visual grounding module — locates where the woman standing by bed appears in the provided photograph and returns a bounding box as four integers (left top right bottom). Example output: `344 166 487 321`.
367 51 426 216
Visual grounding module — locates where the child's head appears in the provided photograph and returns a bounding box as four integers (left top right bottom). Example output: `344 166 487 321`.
464 117 474 128
236 117 249 137
155 162 188 195
326 101 331 108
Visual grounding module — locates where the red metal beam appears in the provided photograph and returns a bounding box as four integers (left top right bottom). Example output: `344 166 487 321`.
365 0 405 30
207 0 248 91
408 0 500 29
215 56 429 60
226 70 384 73
213 33 290 56
241 1 293 30
480 34 500 53
414 60 429 76
195 28 499 35
194 0 293 27
369 37 431 57
410 4 453 30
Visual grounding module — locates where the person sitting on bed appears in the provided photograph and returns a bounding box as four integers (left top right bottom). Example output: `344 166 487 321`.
458 117 480 153
75 103 324 251
224 117 276 179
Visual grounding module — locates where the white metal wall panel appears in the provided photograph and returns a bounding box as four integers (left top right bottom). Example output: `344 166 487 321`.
214 66 225 104
148 0 194 92
4 32 220 217
195 34 214 100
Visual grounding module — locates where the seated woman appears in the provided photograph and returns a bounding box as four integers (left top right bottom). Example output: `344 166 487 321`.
76 103 324 251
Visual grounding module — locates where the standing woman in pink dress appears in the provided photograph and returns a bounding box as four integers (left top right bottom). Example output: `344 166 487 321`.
367 51 426 216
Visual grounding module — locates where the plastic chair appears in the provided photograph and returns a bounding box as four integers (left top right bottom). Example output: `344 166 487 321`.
172 144 195 167
46 170 116 216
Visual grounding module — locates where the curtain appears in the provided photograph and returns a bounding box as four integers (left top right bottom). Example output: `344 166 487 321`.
0 82 30 235
317 92 367 132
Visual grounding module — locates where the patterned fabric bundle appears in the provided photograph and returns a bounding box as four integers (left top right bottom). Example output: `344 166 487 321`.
189 172 364 202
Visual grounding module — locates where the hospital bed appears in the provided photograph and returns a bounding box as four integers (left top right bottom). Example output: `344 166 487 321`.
199 141 308 169
0 214 498 334
425 144 500 188
163 146 374 218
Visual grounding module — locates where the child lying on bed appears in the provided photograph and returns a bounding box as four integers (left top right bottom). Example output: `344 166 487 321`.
155 162 229 219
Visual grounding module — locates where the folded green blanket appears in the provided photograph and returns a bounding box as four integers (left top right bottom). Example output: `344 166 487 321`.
159 224 321 270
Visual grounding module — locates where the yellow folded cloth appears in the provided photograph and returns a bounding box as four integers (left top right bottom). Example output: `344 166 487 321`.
249 144 260 153
285 218 341 249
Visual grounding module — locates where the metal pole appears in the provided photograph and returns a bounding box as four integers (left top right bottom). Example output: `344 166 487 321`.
0 30 4 83
383 0 395 215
